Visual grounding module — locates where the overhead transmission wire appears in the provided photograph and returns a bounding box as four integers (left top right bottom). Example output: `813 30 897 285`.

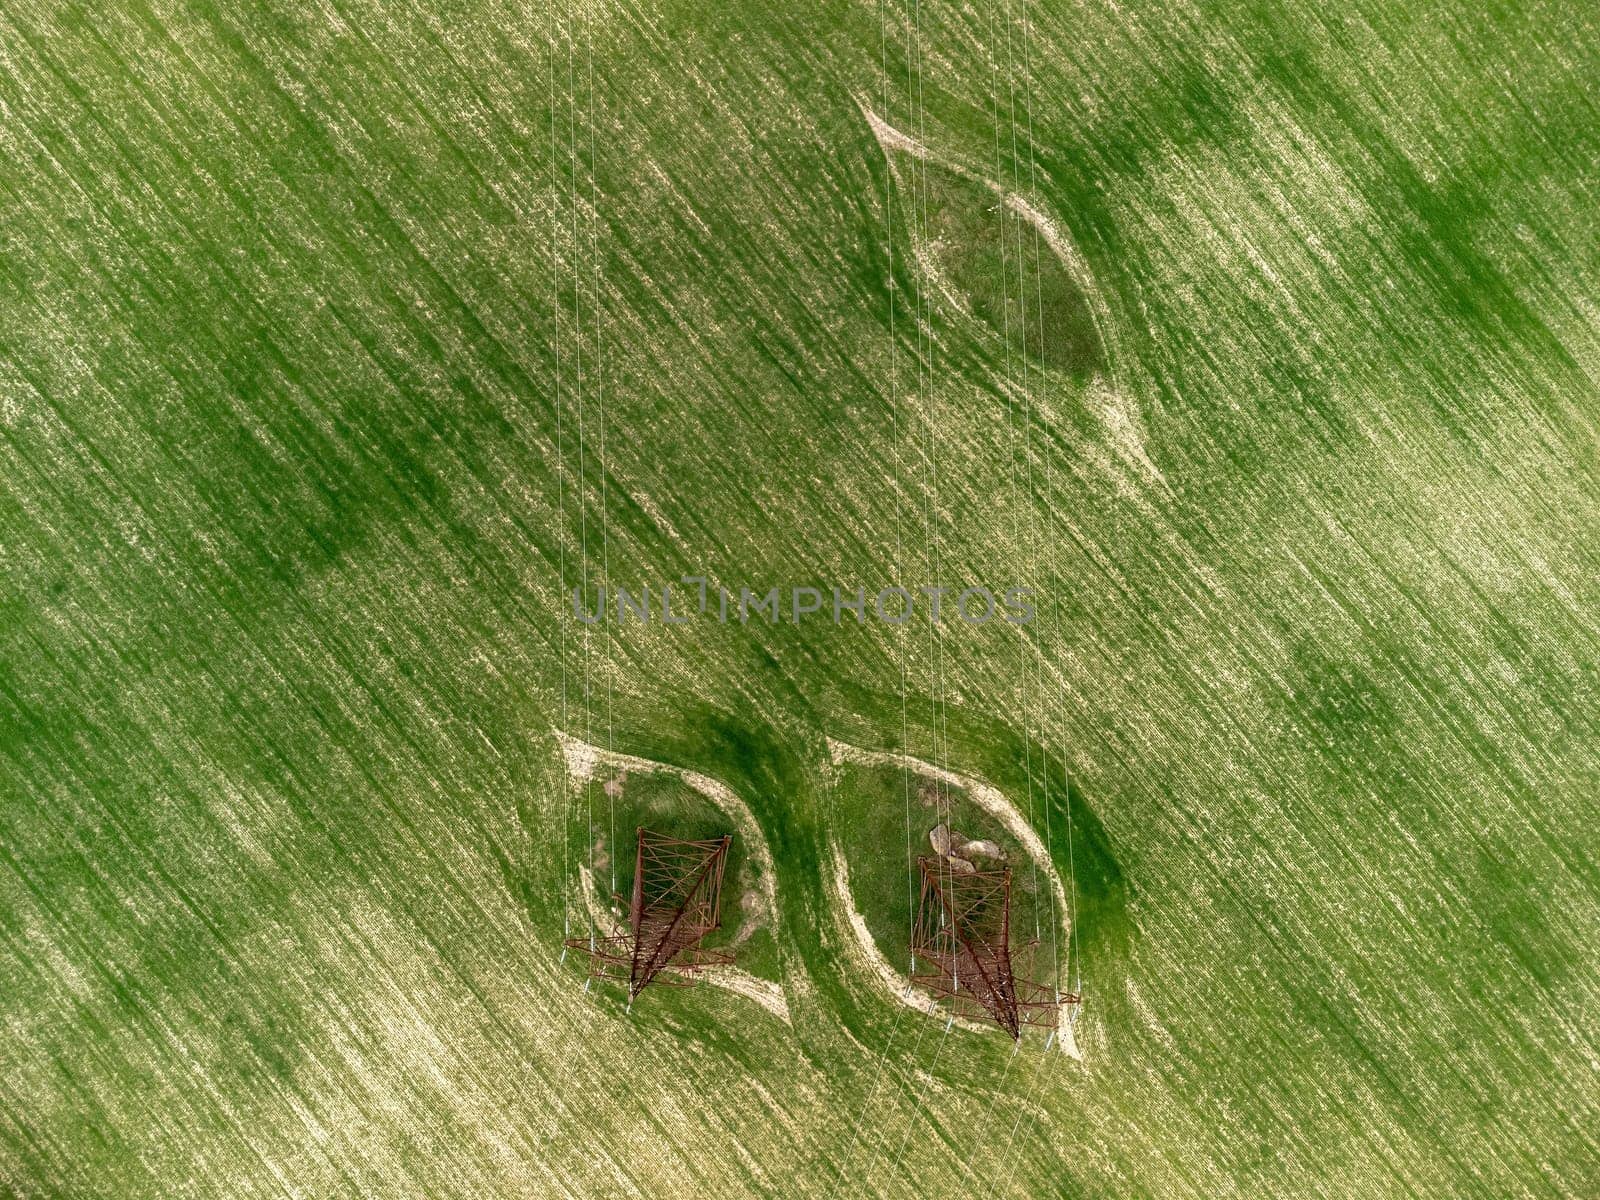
953 2 1081 1196
979 21 1078 1147
912 0 965 1112
906 0 951 1026
909 0 953 998
584 0 618 904
991 1049 1061 1194
946 3 1031 1181
999 0 1045 964
1019 0 1076 1004
883 1007 957 1182
975 10 1079 1183
861 0 959 1180
952 7 1053 1186
823 0 927 1189
548 34 575 950
989 0 1045 974
563 3 599 959
956 1041 1025 1195
886 0 916 997
825 758 920 1196
825 975 912 1198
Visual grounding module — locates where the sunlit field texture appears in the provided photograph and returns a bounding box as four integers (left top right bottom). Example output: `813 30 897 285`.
2 0 1598 1196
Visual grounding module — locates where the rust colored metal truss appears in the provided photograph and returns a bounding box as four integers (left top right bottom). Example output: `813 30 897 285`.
566 828 733 1001
909 855 1068 1039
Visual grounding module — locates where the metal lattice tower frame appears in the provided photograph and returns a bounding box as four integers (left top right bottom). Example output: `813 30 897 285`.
566 828 733 1000
909 855 1067 1039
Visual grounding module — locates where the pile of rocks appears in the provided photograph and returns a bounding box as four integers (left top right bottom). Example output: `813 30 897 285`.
928 823 1004 874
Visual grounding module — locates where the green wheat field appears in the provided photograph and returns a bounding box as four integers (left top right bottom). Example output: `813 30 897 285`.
2 0 1598 1196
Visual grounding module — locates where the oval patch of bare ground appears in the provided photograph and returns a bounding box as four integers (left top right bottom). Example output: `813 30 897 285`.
826 737 1081 1056
555 730 789 1024
859 100 1167 491
860 101 1104 380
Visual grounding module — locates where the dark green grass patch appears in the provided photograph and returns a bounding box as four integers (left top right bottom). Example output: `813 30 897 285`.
915 161 1104 379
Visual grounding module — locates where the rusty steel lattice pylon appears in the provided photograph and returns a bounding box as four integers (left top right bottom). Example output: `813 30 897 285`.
566 828 733 1001
910 855 1068 1039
